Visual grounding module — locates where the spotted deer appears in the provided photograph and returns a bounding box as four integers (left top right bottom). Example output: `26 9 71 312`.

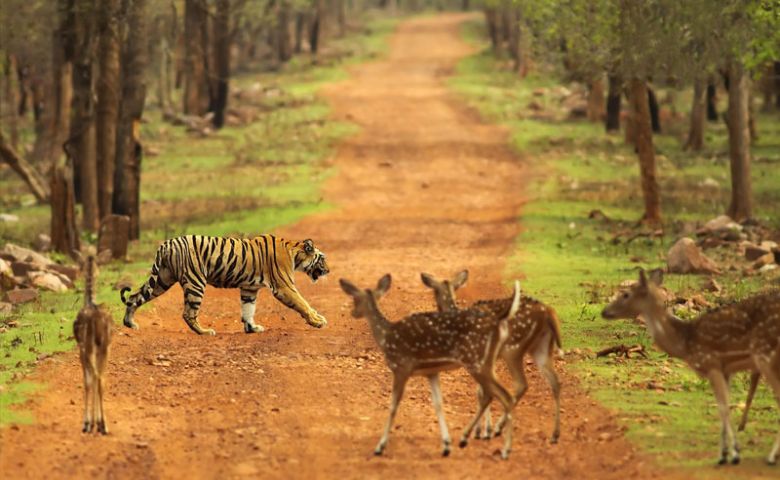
339 274 521 459
73 249 114 434
421 270 562 443
602 269 780 465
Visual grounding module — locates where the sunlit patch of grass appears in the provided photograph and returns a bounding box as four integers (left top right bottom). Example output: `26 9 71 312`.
452 17 780 476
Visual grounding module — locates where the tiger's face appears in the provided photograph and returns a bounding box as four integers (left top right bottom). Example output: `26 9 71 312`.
296 239 330 283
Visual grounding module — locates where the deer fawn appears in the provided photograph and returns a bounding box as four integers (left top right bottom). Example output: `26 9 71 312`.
73 249 114 434
339 274 521 459
421 270 562 443
602 269 780 465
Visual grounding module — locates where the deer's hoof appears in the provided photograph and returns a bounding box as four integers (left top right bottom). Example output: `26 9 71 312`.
731 456 740 465
459 439 468 449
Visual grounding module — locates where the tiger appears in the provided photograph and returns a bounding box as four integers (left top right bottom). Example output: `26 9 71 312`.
120 235 329 335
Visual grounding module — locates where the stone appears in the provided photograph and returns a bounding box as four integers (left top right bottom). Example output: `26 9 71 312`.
760 264 778 273
760 240 778 251
753 252 776 269
0 302 12 314
0 258 10 276
28 272 68 293
745 244 771 261
97 214 130 260
701 278 722 293
0 243 52 267
0 213 19 222
47 264 79 282
34 234 51 252
701 215 742 234
11 261 40 277
700 178 719 188
667 237 720 275
46 270 74 289
5 288 39 304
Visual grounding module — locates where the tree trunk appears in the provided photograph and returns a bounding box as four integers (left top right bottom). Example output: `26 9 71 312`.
629 78 661 225
51 0 74 167
276 0 292 63
212 0 230 129
706 82 718 121
307 1 320 56
114 0 147 240
294 12 305 53
183 0 209 115
775 61 780 109
484 8 500 54
0 132 51 202
647 86 660 133
4 54 20 149
69 0 99 232
605 74 621 132
726 61 753 222
96 0 121 220
506 6 521 71
587 77 605 122
50 163 80 254
684 78 705 151
337 0 346 37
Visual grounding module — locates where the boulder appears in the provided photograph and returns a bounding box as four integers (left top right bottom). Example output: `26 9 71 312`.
34 234 51 252
1 243 52 267
703 215 740 232
0 258 10 276
745 244 771 261
5 288 39 304
667 237 720 274
28 272 68 293
97 214 130 260
0 213 19 223
11 261 41 277
47 263 79 282
753 252 776 270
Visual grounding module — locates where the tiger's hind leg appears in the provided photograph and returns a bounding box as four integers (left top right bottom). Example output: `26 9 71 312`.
240 288 264 333
181 281 215 336
122 269 174 330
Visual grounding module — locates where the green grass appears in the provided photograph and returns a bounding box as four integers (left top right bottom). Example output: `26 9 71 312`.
0 15 399 424
451 19 780 477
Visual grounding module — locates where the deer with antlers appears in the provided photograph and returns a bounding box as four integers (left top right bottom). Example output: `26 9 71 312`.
602 269 780 465
339 274 521 459
421 270 562 443
73 248 114 434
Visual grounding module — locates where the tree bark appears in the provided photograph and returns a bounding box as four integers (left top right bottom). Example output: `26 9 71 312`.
307 1 320 56
706 82 718 121
605 74 621 132
337 0 346 37
647 86 660 133
96 0 121 219
51 0 74 167
212 0 230 129
50 163 80 254
587 77 606 122
484 8 500 54
183 0 209 115
294 11 305 54
69 0 99 232
775 61 780 109
726 61 753 221
114 0 147 240
684 78 705 151
0 132 51 202
3 54 20 149
629 78 661 225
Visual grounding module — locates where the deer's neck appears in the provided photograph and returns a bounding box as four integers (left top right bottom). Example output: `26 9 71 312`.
84 258 97 307
641 303 689 358
365 296 391 344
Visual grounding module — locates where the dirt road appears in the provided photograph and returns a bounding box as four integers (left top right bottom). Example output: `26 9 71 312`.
1 14 667 479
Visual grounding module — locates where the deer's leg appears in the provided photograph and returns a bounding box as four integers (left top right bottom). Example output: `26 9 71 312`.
738 372 760 432
479 373 515 460
459 379 493 449
95 350 109 435
473 385 492 440
239 288 264 333
272 285 327 328
753 356 780 465
709 370 739 465
375 372 408 456
535 345 561 444
427 374 452 456
493 349 527 438
181 280 215 335
81 362 93 433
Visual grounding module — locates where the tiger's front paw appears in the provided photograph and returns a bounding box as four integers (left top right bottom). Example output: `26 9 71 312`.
306 313 327 329
244 322 265 334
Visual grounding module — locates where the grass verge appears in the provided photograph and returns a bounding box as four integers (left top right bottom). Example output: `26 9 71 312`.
450 18 780 478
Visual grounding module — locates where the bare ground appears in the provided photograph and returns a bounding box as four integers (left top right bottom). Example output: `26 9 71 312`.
1 14 673 479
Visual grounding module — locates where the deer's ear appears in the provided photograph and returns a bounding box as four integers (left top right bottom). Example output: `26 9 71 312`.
420 273 437 289
376 274 392 297
452 270 469 289
648 268 664 286
638 269 648 288
339 278 361 297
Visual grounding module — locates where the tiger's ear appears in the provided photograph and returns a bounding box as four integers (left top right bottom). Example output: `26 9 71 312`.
303 239 315 254
452 270 469 289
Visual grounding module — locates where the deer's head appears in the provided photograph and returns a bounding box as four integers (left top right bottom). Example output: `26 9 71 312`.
420 270 468 313
339 274 392 319
602 268 665 320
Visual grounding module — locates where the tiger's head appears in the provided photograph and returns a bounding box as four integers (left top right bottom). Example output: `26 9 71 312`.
295 239 330 283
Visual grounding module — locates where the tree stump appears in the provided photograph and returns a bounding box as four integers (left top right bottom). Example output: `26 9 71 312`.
97 214 130 260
